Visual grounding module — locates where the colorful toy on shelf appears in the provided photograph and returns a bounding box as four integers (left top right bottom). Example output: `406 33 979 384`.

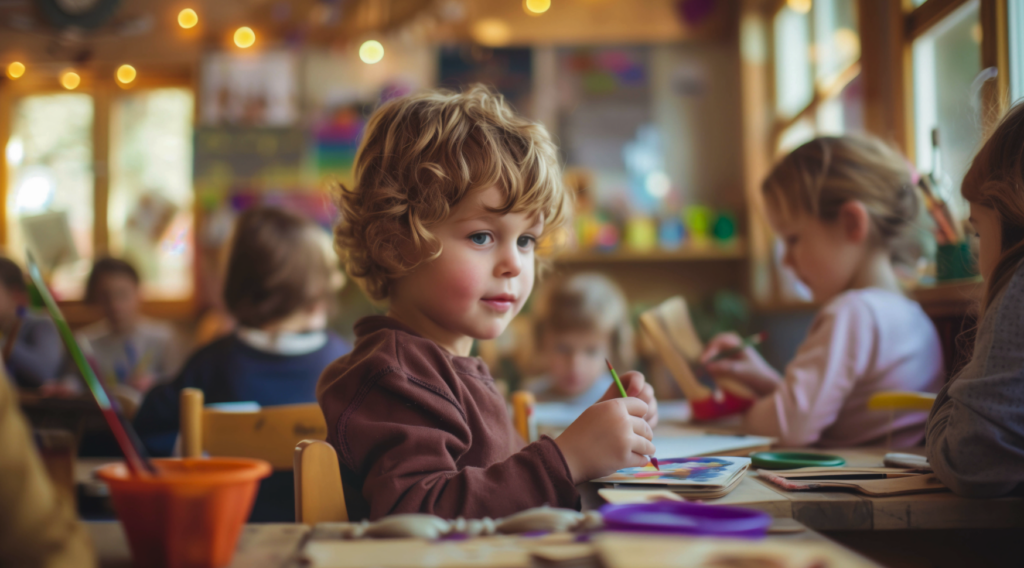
683 205 714 247
595 223 621 252
658 215 686 250
625 216 658 252
713 210 737 242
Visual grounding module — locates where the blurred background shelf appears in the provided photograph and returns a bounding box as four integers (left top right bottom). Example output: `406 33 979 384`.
554 240 746 264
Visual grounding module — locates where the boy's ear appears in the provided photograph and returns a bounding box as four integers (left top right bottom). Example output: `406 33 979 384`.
839 201 870 243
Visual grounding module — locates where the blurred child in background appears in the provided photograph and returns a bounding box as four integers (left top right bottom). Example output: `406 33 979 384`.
701 136 944 448
134 206 351 457
0 257 63 389
76 258 183 398
527 273 634 415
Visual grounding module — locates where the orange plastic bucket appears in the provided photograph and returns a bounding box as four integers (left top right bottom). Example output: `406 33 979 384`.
96 458 271 568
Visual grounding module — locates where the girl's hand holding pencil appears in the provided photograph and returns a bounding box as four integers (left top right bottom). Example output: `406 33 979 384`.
701 332 783 397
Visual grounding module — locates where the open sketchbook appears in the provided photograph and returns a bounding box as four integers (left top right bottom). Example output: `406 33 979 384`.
593 456 751 494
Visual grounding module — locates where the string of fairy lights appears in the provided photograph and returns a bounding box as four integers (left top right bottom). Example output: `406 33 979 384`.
3 0 557 87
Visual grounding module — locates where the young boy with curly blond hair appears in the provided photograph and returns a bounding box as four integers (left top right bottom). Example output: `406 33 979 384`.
318 86 659 521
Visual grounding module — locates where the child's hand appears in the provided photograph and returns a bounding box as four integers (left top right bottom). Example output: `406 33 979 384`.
555 398 655 484
598 370 659 428
701 333 783 397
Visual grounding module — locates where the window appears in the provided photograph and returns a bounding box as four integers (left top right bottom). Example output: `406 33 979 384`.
3 76 195 307
6 94 95 298
912 0 982 221
771 0 862 154
109 88 195 300
1009 0 1024 103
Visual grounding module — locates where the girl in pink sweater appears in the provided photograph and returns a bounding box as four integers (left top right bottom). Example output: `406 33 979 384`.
701 136 945 448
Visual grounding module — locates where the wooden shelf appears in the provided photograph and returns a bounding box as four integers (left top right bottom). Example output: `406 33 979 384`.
909 277 983 318
552 239 746 264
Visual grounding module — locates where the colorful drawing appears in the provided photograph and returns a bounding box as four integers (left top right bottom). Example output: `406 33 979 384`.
594 457 749 486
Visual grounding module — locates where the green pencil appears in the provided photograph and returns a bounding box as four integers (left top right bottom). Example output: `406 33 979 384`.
606 358 628 398
606 359 658 470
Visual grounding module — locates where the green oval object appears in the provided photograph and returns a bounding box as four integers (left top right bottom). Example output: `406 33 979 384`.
750 452 846 470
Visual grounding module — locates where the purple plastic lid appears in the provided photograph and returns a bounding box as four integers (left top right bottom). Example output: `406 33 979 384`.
599 501 771 539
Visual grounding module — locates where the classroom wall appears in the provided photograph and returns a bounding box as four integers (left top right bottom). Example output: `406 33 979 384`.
651 42 745 211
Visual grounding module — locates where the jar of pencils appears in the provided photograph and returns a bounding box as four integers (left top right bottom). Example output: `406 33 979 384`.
936 241 977 281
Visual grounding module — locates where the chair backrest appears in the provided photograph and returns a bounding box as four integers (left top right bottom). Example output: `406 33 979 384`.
294 439 348 524
867 391 937 412
179 388 328 470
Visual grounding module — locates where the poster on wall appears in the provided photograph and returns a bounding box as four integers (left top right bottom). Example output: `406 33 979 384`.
200 51 299 127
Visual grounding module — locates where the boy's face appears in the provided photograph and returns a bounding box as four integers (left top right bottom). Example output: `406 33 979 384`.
95 273 141 333
542 328 611 397
388 186 543 356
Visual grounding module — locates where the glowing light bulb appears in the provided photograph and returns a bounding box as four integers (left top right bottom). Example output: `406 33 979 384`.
524 0 551 15
234 26 256 48
6 61 25 79
359 40 385 64
116 64 136 84
178 8 198 29
60 70 81 90
787 0 811 14
471 18 512 47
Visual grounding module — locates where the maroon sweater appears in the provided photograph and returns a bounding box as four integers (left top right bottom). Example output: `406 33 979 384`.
317 316 580 520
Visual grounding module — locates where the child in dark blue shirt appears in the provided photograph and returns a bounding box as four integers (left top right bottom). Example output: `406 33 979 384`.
135 206 351 456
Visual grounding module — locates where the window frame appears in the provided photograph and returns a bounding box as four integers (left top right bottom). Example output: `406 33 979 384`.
0 64 198 324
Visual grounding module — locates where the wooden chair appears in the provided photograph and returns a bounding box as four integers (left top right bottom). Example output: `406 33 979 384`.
867 391 938 449
293 439 348 524
867 391 938 413
179 388 328 470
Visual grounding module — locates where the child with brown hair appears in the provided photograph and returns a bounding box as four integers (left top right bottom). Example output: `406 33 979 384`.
926 103 1024 497
319 85 658 521
701 136 944 448
134 206 350 457
527 272 634 412
77 257 184 396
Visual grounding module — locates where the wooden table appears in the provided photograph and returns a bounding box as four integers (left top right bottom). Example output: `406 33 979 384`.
582 446 1024 567
89 519 879 568
705 448 1024 532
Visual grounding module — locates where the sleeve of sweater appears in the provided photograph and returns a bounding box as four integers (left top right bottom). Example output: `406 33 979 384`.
6 318 64 388
335 367 579 520
926 362 1024 497
743 294 875 446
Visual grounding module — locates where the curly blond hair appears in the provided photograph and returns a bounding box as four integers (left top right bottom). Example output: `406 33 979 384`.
334 85 572 301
